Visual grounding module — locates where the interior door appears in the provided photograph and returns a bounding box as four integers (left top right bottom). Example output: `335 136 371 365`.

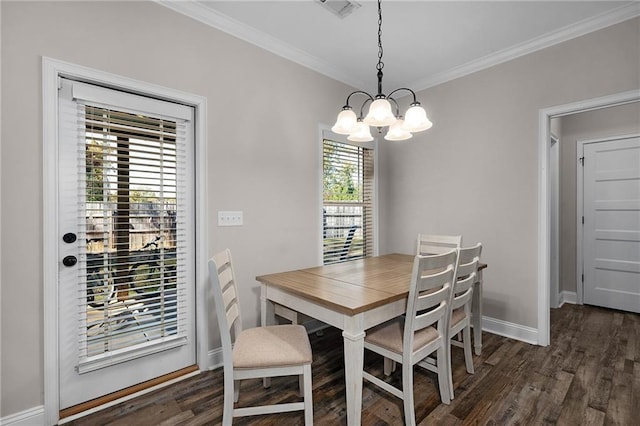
582 135 640 313
58 79 196 410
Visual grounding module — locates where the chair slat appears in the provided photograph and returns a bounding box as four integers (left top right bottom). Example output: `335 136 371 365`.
226 302 239 329
222 281 237 310
417 234 462 255
413 302 447 331
218 267 234 288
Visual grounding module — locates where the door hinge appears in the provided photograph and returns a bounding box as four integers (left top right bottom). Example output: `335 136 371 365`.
582 216 584 225
579 156 584 165
581 274 584 283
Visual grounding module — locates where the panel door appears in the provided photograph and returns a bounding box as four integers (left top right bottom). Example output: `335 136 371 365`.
583 136 640 313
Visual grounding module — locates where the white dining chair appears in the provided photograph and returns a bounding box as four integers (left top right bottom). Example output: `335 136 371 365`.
362 250 457 426
447 243 482 400
381 233 463 377
209 249 314 425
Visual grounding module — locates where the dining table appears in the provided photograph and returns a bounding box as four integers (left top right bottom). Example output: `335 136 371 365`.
256 253 487 426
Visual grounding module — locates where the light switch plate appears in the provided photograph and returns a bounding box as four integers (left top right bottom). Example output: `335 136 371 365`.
218 211 243 227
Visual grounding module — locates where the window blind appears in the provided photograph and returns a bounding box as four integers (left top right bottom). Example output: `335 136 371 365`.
69 90 192 372
323 139 374 264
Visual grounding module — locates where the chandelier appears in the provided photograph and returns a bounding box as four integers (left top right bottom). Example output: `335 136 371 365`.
331 0 432 142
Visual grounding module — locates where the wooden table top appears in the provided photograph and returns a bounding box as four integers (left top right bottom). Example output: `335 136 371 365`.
257 253 487 317
256 253 415 316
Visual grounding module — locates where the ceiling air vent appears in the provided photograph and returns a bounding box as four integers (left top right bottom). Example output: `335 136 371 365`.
316 0 361 19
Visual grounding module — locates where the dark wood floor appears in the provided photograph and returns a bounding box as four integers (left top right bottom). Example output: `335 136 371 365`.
66 304 639 425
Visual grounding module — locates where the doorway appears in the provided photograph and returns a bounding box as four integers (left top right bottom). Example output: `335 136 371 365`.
43 58 208 425
538 89 640 346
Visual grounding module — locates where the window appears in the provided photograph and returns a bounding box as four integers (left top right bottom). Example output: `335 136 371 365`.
322 138 374 264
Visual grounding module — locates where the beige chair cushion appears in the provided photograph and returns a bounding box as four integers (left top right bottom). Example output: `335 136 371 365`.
451 308 466 327
233 324 312 369
365 318 439 354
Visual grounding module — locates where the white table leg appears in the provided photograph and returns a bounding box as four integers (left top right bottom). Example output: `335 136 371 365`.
261 284 276 327
472 268 483 356
260 285 276 388
342 325 365 426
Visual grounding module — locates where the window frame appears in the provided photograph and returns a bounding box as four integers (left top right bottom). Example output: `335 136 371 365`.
318 127 378 265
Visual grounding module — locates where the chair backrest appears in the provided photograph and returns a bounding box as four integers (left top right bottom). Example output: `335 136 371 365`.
209 249 242 358
451 243 482 312
403 250 458 358
417 234 462 256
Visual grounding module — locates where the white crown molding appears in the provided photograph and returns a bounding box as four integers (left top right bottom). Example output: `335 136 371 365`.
157 1 639 93
409 2 640 92
155 0 366 89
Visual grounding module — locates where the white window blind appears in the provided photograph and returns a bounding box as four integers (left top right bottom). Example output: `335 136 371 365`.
323 139 374 264
66 82 194 372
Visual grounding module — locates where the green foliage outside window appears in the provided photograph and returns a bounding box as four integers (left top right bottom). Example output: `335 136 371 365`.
323 141 362 202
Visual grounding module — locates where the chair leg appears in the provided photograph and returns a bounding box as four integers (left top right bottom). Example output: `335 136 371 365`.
299 374 304 397
383 357 396 376
463 325 474 374
303 364 314 426
223 367 235 426
446 339 455 401
401 361 416 426
437 345 451 405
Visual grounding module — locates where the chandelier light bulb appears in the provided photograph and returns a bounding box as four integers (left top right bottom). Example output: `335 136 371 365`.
347 121 374 142
331 108 358 135
402 104 433 132
363 98 397 127
384 118 413 141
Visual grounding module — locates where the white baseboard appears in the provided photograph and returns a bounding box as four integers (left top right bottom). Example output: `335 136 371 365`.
558 291 578 307
1 405 44 426
208 347 223 370
482 315 539 345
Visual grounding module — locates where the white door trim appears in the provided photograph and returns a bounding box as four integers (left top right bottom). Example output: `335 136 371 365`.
42 57 208 425
576 133 640 306
549 133 560 309
537 90 640 347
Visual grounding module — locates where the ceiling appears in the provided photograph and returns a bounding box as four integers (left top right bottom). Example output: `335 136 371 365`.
159 1 639 94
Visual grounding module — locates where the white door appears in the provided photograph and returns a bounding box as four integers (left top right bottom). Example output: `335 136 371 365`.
582 135 640 313
58 79 196 410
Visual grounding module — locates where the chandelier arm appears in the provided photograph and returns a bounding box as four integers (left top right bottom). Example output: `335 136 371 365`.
343 90 375 109
358 97 374 119
387 88 419 105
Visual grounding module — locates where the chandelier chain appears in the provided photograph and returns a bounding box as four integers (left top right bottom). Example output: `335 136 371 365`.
376 0 384 71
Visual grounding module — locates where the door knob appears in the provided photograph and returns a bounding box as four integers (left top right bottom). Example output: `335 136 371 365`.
63 233 77 244
63 255 77 267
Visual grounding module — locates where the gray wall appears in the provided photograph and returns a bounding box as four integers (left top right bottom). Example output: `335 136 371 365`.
0 1 355 416
379 17 639 328
559 102 640 293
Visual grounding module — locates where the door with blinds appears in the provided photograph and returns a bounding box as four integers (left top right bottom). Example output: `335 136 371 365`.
57 79 196 410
